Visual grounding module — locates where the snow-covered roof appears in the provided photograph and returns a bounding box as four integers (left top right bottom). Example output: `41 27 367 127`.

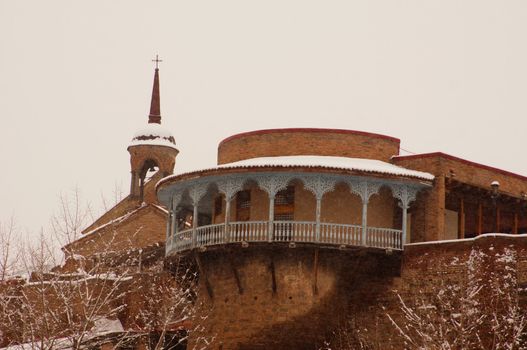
215 156 434 180
129 123 177 150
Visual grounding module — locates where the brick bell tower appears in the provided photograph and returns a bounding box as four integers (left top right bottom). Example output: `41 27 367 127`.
127 57 179 202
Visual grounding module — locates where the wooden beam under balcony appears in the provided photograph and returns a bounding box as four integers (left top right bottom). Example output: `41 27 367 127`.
228 253 243 294
194 252 214 300
313 248 319 295
270 259 277 294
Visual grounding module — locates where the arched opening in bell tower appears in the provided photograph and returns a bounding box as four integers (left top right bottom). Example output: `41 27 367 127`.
138 158 159 202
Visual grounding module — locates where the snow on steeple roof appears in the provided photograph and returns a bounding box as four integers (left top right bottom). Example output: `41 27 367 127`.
129 123 177 149
129 59 176 150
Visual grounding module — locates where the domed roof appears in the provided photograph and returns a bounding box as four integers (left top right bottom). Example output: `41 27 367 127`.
129 123 177 149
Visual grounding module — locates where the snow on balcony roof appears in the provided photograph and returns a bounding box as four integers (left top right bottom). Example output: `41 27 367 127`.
216 156 434 180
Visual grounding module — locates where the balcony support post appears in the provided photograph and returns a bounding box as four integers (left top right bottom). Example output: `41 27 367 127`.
217 177 246 244
268 195 275 242
172 207 178 235
389 184 418 249
224 199 231 243
192 204 198 247
302 175 336 243
315 197 322 242
166 200 173 240
361 199 368 246
402 203 409 246
169 193 182 251
255 174 292 242
349 181 381 247
189 186 207 249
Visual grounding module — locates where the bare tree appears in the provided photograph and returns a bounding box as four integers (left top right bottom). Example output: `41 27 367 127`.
128 269 194 349
0 188 201 350
99 182 125 214
0 216 22 282
50 187 97 249
387 245 527 350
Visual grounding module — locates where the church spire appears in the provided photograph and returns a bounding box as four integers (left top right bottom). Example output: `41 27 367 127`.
148 55 163 124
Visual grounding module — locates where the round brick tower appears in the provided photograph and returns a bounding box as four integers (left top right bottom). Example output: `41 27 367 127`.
157 129 434 349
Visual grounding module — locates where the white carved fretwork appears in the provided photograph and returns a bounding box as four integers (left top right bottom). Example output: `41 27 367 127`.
217 177 246 201
348 180 382 204
302 175 337 200
256 174 292 198
171 192 183 209
188 185 208 206
388 184 421 247
389 184 419 209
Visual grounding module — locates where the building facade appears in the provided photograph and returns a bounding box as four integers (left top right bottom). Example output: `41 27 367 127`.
157 127 527 349
4 65 527 349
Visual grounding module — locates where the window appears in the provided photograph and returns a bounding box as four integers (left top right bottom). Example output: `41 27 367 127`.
236 190 251 221
214 196 223 216
275 186 295 205
274 186 294 221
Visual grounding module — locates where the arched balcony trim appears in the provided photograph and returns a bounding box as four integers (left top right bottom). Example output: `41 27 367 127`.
164 172 428 254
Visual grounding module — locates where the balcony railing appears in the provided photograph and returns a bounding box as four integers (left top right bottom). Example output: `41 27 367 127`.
167 221 403 254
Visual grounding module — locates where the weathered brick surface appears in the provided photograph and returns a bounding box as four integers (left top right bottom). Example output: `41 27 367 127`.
217 129 400 164
394 153 527 241
184 235 527 349
128 144 178 186
187 246 402 349
394 153 527 196
66 205 167 258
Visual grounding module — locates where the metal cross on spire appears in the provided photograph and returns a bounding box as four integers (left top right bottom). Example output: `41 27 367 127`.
152 54 163 69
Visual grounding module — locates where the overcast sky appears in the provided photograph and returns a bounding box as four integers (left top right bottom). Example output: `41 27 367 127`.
2 0 527 236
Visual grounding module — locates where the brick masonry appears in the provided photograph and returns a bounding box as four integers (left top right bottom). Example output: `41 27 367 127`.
183 234 527 349
217 129 401 164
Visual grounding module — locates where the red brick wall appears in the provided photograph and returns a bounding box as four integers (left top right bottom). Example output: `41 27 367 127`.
218 129 400 164
186 235 527 349
393 154 527 198
188 246 402 349
68 206 167 257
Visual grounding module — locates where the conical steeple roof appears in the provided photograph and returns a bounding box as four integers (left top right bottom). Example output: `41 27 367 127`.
148 67 161 124
129 60 176 150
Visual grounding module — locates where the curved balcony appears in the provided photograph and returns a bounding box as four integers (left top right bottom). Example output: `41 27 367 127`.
167 220 403 253
158 166 432 256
